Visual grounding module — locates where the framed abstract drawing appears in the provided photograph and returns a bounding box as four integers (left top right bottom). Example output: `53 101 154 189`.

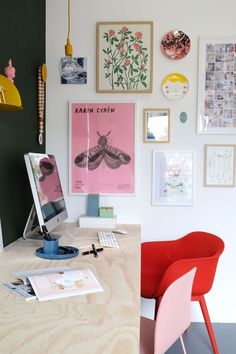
152 150 194 206
143 108 170 143
197 36 236 134
69 101 136 195
204 144 236 187
96 21 153 93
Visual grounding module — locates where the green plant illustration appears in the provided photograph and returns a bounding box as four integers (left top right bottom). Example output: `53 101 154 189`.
103 26 149 90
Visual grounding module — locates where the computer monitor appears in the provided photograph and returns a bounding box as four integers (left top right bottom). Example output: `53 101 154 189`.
23 152 68 239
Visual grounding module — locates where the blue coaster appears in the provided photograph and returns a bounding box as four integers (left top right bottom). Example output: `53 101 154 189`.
35 246 79 260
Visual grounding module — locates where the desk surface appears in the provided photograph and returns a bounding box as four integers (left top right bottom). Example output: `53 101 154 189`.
0 223 140 354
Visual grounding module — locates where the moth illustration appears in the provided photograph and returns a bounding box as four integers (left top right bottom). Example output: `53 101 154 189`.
74 131 131 170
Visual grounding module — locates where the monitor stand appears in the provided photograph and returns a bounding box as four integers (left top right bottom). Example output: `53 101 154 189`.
23 205 60 240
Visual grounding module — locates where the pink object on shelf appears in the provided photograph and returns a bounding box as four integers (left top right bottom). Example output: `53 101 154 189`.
4 59 16 83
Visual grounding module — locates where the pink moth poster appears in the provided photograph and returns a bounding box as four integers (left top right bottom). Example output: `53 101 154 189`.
69 102 135 194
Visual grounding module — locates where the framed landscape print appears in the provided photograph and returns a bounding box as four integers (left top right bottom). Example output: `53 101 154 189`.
69 101 135 195
143 108 170 143
197 37 236 134
204 144 236 187
152 150 194 206
96 21 153 93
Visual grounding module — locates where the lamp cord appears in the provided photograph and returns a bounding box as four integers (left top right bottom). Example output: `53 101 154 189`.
67 0 70 41
65 0 73 56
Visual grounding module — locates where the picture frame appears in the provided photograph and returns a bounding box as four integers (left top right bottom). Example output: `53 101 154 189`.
96 21 153 93
60 57 87 85
69 101 136 195
143 108 170 143
204 144 236 187
152 150 194 206
197 36 236 134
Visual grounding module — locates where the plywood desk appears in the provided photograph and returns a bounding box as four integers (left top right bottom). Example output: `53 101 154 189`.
0 223 141 354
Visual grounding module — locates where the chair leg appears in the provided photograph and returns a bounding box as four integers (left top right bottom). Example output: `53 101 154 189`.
154 297 161 319
198 295 219 354
180 335 187 354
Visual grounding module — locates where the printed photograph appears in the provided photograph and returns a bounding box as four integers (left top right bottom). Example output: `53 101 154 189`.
60 57 87 84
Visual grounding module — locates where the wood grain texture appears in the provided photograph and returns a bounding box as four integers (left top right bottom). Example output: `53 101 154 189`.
0 223 140 354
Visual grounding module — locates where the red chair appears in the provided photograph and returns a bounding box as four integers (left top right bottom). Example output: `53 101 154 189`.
141 231 225 354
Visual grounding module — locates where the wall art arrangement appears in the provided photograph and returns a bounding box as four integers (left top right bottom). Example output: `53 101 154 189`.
69 101 135 195
152 150 194 206
96 21 153 93
197 37 236 134
60 57 87 84
143 108 170 143
204 144 235 187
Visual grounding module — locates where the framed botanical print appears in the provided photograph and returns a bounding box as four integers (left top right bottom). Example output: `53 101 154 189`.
204 144 236 187
96 21 153 93
152 150 194 206
69 101 136 195
143 108 170 143
197 36 236 134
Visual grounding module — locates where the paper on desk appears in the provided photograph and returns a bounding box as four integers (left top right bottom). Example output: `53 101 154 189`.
13 266 72 284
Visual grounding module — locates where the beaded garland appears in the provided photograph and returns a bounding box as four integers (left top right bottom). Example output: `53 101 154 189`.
38 64 47 145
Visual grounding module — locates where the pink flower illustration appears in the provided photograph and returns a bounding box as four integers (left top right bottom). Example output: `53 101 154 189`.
135 32 143 40
103 25 150 90
120 26 128 33
108 29 115 36
133 43 140 51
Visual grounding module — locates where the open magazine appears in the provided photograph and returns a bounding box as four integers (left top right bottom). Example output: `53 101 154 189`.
1 266 71 301
2 279 36 301
27 268 103 301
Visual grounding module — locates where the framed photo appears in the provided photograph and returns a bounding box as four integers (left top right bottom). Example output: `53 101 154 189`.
96 21 153 93
152 150 194 206
197 36 236 134
69 101 135 195
60 57 87 84
143 108 170 143
204 144 236 187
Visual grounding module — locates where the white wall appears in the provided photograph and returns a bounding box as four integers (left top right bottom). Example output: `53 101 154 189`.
46 0 236 322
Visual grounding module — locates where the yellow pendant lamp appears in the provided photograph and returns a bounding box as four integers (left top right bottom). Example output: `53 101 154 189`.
0 59 22 111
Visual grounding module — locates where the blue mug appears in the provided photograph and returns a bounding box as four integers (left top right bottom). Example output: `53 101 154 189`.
43 238 59 254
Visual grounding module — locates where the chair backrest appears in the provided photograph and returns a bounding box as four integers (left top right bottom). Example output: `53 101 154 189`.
154 268 196 354
156 231 224 297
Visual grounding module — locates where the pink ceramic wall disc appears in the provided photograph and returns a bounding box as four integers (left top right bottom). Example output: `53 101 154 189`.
161 30 191 60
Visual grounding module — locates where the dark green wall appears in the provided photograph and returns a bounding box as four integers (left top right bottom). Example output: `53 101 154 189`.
0 0 45 246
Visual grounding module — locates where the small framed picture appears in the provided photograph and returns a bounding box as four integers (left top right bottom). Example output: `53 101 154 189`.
152 150 194 206
96 21 153 93
143 108 170 143
204 144 236 187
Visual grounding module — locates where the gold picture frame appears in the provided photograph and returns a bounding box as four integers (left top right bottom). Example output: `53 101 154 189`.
96 21 153 93
143 108 170 143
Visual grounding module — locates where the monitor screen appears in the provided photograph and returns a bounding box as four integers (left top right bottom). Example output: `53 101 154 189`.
23 153 68 239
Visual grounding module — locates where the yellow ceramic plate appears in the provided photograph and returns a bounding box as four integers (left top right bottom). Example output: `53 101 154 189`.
162 73 189 100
